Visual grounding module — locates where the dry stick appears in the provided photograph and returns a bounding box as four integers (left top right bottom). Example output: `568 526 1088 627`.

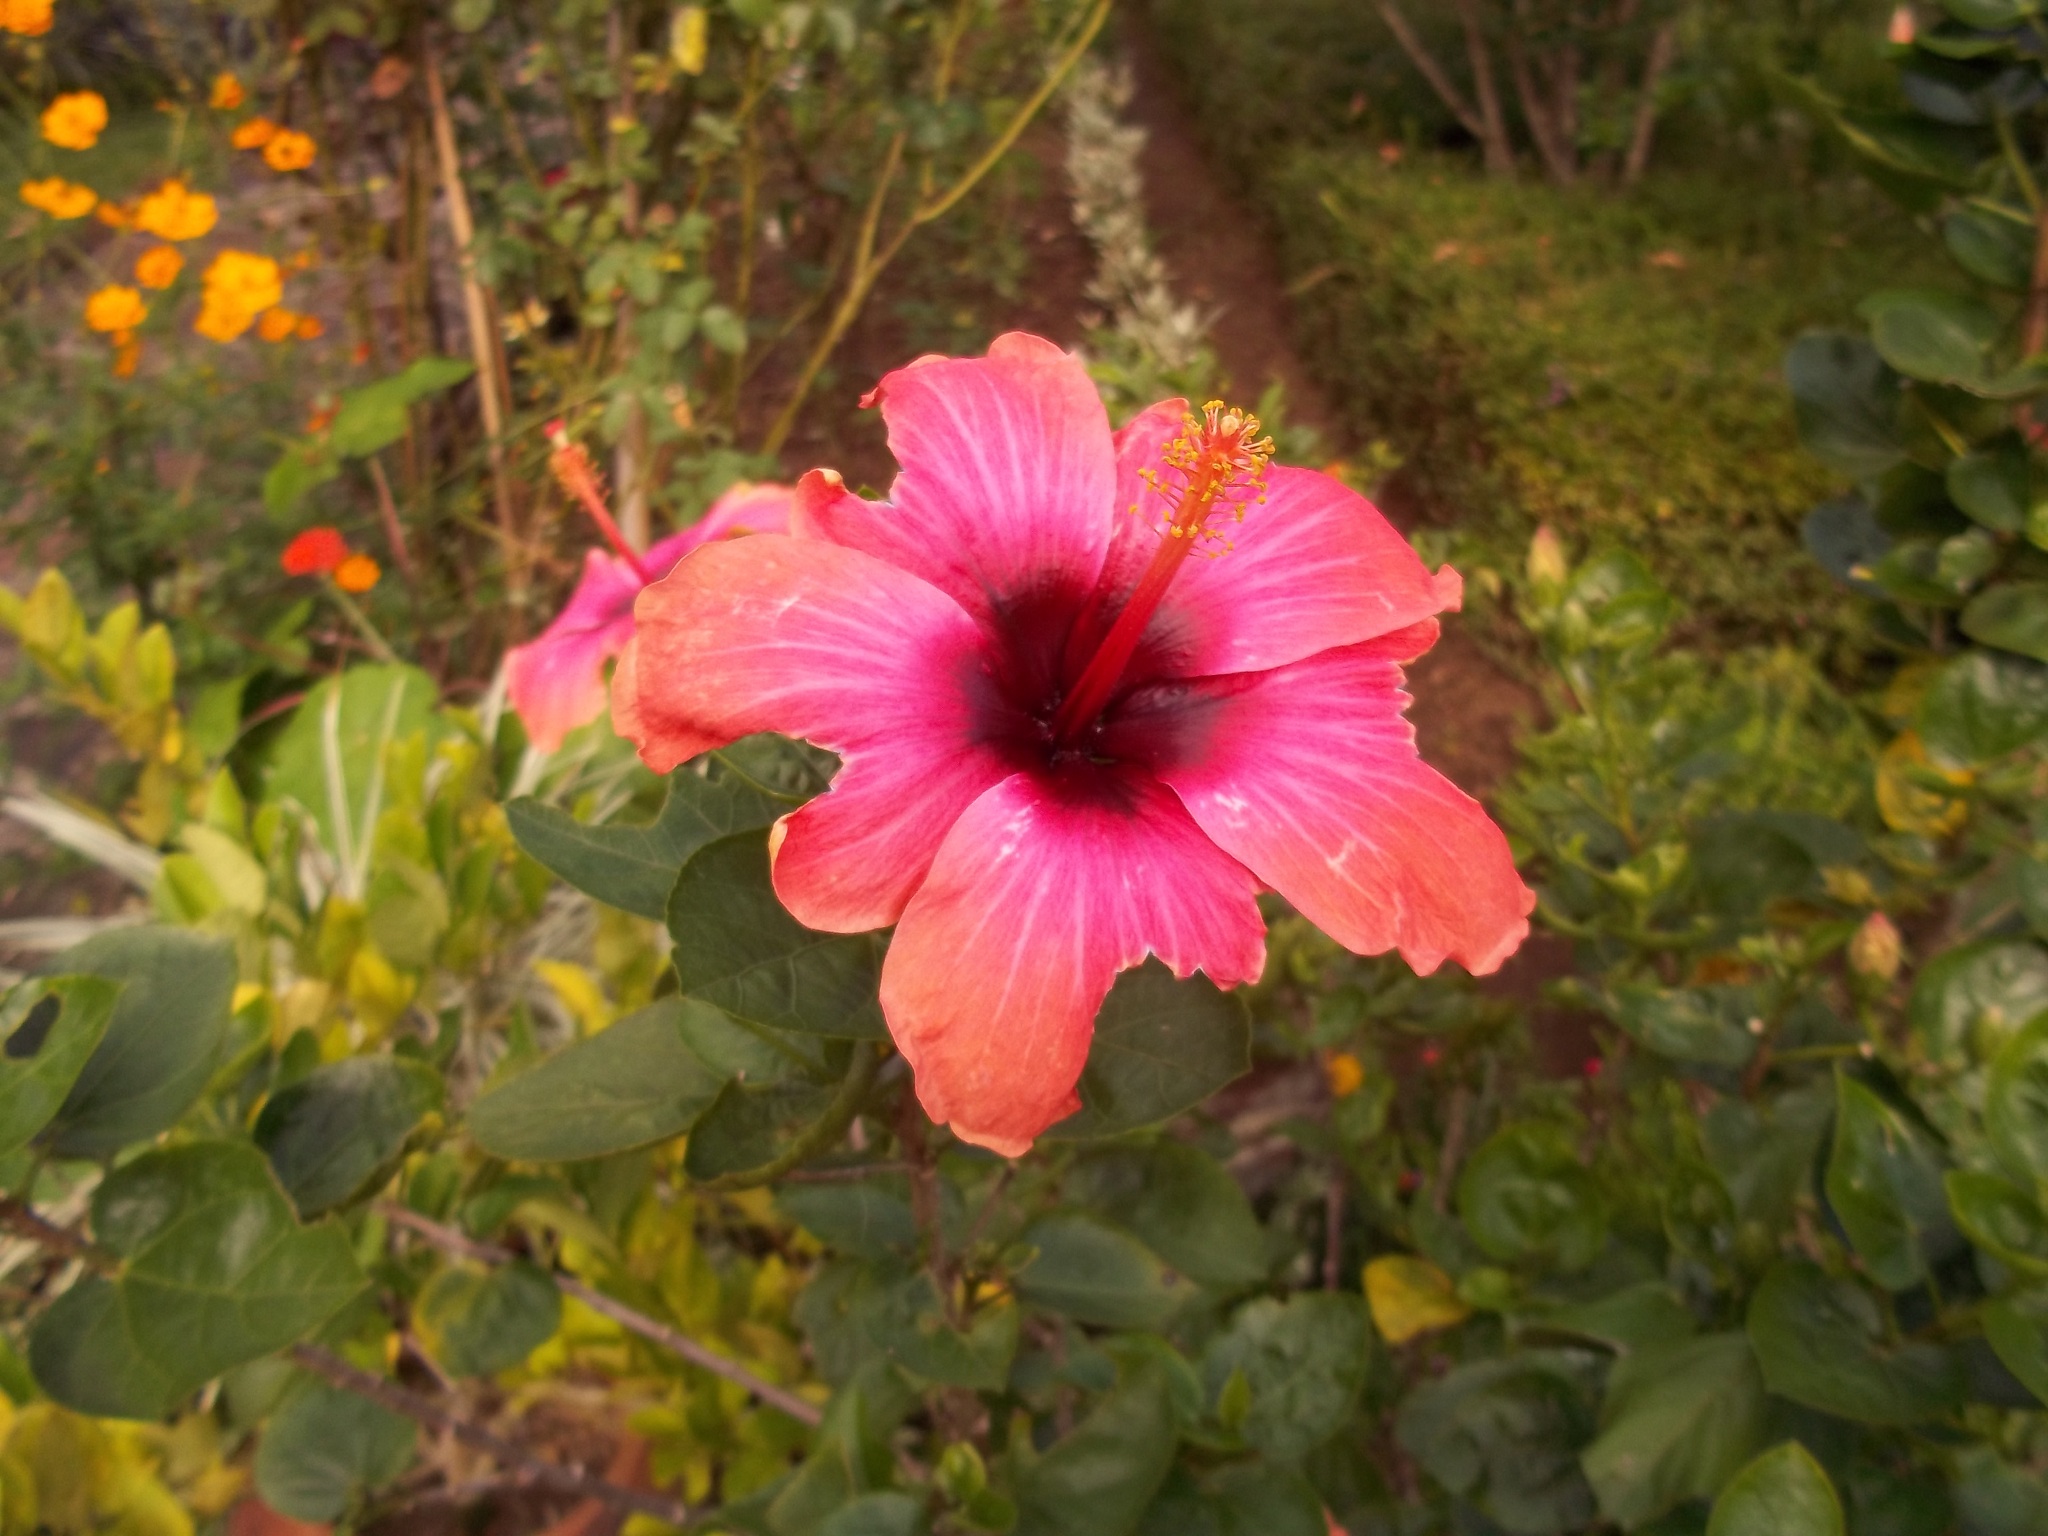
368 456 418 583
424 48 526 611
758 0 1112 457
1322 1165 1346 1292
1621 20 1679 187
1506 30 1575 187
286 1344 694 1525
1432 1087 1474 1216
1377 3 1487 143
0 1198 696 1523
378 1204 824 1428
1452 0 1516 177
606 2 652 553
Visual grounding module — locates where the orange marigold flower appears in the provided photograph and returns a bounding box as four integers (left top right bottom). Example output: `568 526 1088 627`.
209 72 245 110
133 244 183 289
0 0 53 36
112 336 141 378
256 307 300 342
19 176 96 219
40 91 106 151
262 129 316 172
294 313 325 340
231 116 278 150
334 553 380 593
95 200 134 229
134 178 218 241
281 526 349 576
84 284 146 334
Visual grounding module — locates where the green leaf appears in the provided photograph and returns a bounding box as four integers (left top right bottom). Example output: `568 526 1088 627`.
1706 1442 1844 1536
415 1260 561 1377
1136 1464 1327 1536
263 443 339 519
1527 1281 1696 1354
1014 1214 1195 1329
817 1493 924 1536
41 927 235 1159
1945 0 2036 25
849 1267 1018 1391
1072 1141 1268 1288
682 1074 840 1181
1457 1122 1608 1271
254 1381 416 1522
1982 1289 2048 1408
1395 1351 1603 1535
263 664 441 870
1012 1358 1179 1536
327 358 475 458
254 1056 443 1217
1744 1262 1963 1424
1581 1333 1767 1529
1962 583 2048 663
1046 961 1251 1140
448 0 494 30
0 976 119 1158
1919 651 2048 765
1946 207 2034 291
1786 333 1904 480
465 997 730 1161
507 736 827 919
1946 1171 2048 1277
1601 984 1757 1069
1908 940 2048 1068
1952 1446 2048 1536
667 832 886 1039
29 1142 366 1419
1988 1013 2048 1183
1948 442 2033 533
1201 1293 1371 1460
777 1181 918 1261
1863 290 1995 384
1825 1071 1954 1291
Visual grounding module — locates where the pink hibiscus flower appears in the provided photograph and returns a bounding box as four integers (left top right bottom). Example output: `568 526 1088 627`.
614 334 1532 1155
506 478 792 751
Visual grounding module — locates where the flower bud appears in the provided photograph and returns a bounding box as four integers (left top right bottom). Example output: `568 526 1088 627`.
1888 5 1915 47
1849 911 1902 983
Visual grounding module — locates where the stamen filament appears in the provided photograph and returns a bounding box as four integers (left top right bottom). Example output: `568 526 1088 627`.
546 419 652 582
1051 402 1271 745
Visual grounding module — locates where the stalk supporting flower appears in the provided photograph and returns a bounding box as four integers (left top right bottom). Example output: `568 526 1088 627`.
505 463 793 752
614 333 1534 1155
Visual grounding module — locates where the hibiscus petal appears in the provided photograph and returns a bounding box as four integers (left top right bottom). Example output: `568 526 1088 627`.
504 549 643 752
647 480 794 570
801 332 1116 631
1104 406 1460 679
1139 629 1533 977
882 767 1266 1156
613 533 1019 930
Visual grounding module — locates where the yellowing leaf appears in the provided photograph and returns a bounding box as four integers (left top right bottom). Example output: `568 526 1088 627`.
532 959 614 1033
1365 1254 1471 1345
1876 730 1970 836
670 5 707 74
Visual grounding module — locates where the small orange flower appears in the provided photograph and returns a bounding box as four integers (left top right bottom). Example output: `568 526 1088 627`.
133 244 183 289
95 200 134 229
0 0 54 36
209 72 245 110
194 249 283 341
257 307 300 342
112 336 141 378
231 117 278 150
19 176 96 219
294 314 325 340
1323 1051 1366 1099
262 129 316 172
281 526 348 576
84 284 146 334
40 91 107 151
134 178 218 241
334 554 380 593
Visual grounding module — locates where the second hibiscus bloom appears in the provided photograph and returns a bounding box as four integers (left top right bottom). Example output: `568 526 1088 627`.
612 333 1533 1155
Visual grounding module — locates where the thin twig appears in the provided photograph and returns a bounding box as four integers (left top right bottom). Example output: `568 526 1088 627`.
1432 1087 1473 1216
287 1345 693 1525
378 1204 823 1427
1323 1164 1347 1291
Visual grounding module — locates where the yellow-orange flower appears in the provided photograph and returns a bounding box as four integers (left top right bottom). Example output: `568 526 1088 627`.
209 73 245 110
134 245 183 289
95 200 133 229
231 117 278 150
134 178 218 241
257 307 300 342
334 554 380 593
194 249 282 342
84 285 147 334
262 129 316 172
19 176 96 219
40 91 106 151
112 336 141 378
0 0 53 36
295 313 325 340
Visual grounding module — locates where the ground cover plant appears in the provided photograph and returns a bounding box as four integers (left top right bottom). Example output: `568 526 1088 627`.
1 2 2047 1535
